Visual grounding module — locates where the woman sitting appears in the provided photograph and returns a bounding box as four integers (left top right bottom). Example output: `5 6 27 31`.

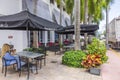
1 43 22 70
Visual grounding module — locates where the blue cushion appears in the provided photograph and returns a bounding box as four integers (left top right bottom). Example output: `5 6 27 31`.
3 52 26 69
4 60 17 66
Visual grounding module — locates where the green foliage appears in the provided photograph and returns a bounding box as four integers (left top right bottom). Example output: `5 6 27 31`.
62 50 86 68
86 37 108 63
23 47 43 53
55 0 60 7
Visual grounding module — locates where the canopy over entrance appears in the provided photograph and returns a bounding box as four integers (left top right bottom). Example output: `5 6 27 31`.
0 10 62 31
56 24 99 35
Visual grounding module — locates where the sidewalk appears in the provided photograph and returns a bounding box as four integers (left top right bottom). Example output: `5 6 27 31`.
101 50 120 80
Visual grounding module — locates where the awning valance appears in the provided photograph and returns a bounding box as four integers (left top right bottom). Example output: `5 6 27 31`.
0 10 62 30
56 24 99 35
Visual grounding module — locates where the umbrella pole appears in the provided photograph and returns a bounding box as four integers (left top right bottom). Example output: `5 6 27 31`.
26 26 29 48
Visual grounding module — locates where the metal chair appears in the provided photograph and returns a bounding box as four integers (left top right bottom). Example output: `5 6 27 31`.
2 53 26 77
2 56 18 77
34 46 46 69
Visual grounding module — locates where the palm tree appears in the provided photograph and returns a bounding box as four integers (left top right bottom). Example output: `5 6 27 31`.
104 0 114 49
74 0 81 50
56 0 64 51
83 0 88 24
56 0 114 50
64 0 74 24
33 0 38 48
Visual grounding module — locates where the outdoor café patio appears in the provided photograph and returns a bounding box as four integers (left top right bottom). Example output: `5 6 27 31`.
0 50 102 80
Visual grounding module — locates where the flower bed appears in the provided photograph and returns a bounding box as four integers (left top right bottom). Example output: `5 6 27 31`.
62 37 108 70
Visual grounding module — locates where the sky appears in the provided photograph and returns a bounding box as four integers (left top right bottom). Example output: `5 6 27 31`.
99 0 120 32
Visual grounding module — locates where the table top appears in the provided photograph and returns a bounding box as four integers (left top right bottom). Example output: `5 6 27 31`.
63 44 74 48
17 51 44 58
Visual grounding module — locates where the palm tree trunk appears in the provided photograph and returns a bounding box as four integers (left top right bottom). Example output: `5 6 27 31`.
74 0 81 50
83 0 88 24
33 0 38 48
59 0 63 51
88 15 93 24
83 0 88 49
106 5 109 49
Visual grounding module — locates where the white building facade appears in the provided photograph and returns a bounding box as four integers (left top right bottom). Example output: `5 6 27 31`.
0 0 71 52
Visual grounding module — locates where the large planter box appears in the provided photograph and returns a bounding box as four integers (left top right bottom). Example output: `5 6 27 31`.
89 67 101 75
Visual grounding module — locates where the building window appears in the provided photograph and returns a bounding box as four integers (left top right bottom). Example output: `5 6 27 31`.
55 33 59 42
50 0 54 4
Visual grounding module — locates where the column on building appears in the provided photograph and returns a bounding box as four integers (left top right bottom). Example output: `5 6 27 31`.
50 31 55 42
42 31 48 46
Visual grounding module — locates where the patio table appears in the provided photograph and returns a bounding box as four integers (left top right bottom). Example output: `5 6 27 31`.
17 51 44 80
63 44 74 50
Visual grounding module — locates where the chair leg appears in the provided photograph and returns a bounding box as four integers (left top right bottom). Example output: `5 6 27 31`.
40 60 42 69
13 64 16 70
5 67 7 77
55 51 56 55
19 69 21 77
44 58 46 66
2 65 4 73
36 61 38 74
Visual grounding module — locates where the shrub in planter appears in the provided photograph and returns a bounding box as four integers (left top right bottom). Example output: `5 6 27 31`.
81 54 102 68
62 50 86 68
23 47 43 53
86 38 108 64
81 38 108 75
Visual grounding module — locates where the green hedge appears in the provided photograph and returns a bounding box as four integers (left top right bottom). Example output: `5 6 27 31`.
23 47 43 53
62 50 86 68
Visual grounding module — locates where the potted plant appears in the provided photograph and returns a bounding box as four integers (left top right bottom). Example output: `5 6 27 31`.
81 38 108 75
81 54 102 75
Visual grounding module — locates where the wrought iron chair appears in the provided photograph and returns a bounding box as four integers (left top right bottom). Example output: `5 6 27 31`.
2 56 18 77
2 53 26 77
34 45 46 69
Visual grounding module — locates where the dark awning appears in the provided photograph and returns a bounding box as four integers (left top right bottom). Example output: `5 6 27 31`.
56 24 99 35
0 10 62 31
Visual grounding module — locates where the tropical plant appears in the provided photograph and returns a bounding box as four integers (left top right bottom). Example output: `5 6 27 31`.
62 50 86 68
86 37 107 55
64 0 74 24
23 47 43 53
81 54 102 68
81 37 108 69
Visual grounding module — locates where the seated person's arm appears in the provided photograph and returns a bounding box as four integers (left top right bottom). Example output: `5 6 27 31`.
3 52 15 60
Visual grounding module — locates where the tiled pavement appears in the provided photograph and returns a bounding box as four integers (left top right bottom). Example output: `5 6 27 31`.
101 50 120 80
0 51 102 80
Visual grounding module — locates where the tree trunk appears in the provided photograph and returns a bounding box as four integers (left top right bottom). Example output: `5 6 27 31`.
88 15 93 24
33 0 38 48
106 6 109 49
83 0 88 49
74 0 81 50
83 0 88 24
84 33 88 48
59 0 63 51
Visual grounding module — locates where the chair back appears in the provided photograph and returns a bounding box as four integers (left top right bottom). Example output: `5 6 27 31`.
2 56 17 66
